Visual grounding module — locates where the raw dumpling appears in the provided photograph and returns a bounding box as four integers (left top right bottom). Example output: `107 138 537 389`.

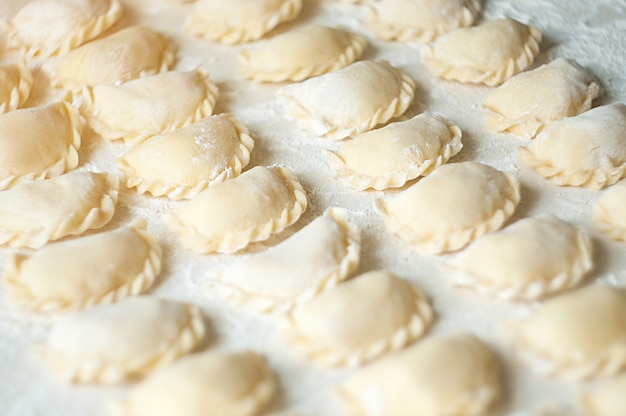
4 0 123 57
0 171 119 249
366 0 481 43
339 333 501 416
43 296 205 383
239 25 367 82
115 350 276 416
277 60 415 140
0 102 82 190
483 58 601 138
3 220 161 311
504 285 626 380
209 207 361 313
593 179 626 242
283 270 434 366
83 69 218 144
118 114 254 200
422 18 542 86
0 62 33 114
164 165 307 254
54 26 175 90
578 374 626 416
185 0 302 44
445 214 593 301
519 103 626 190
325 112 463 190
376 161 520 254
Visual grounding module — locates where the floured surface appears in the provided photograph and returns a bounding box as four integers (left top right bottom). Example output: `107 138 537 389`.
0 0 625 415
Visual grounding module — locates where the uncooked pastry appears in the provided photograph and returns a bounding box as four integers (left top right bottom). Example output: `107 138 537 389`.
578 373 626 416
592 179 626 242
0 62 33 114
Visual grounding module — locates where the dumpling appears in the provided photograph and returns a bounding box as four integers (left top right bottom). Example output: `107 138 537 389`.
483 58 601 139
0 102 82 191
0 171 119 249
54 26 175 90
239 25 367 83
504 285 626 380
4 0 123 57
376 161 520 254
422 18 542 86
593 179 626 242
578 374 626 416
115 350 276 416
82 70 218 144
209 207 360 313
0 62 33 114
338 333 502 416
325 112 463 190
283 270 434 366
518 103 626 190
164 166 307 254
277 60 415 140
185 0 302 44
3 220 161 312
118 114 254 200
42 296 205 383
366 0 481 43
444 214 593 301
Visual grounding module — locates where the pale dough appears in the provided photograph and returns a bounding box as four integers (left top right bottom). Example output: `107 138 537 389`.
593 179 626 242
0 62 33 114
578 373 626 416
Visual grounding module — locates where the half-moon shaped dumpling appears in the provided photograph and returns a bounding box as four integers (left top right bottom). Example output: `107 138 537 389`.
0 101 82 191
422 18 542 86
593 179 626 242
578 373 626 416
0 171 119 249
83 69 218 144
376 161 520 254
116 350 276 416
366 0 481 43
504 285 626 380
43 296 205 383
209 207 360 313
3 220 161 312
445 214 593 301
4 0 123 58
0 62 33 114
518 103 626 190
54 26 175 90
483 58 601 139
164 165 307 254
325 112 463 190
277 60 415 140
338 333 502 416
118 114 254 200
282 270 434 367
239 25 367 83
185 0 302 44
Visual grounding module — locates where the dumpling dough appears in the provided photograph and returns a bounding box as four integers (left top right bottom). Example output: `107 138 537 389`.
164 165 307 254
483 58 601 138
0 62 33 114
338 333 502 416
4 0 123 57
83 70 218 144
54 26 175 90
519 103 626 190
43 296 205 383
326 112 463 190
277 60 415 140
593 179 626 241
3 220 161 312
239 25 367 82
505 285 626 380
118 114 254 200
366 0 481 43
578 373 626 416
0 171 119 249
376 161 520 254
445 214 593 301
0 101 82 190
185 0 302 44
283 270 434 366
422 18 542 86
116 350 276 416
209 207 361 313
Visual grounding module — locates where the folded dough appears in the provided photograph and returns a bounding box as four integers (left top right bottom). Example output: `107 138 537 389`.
0 62 33 114
593 179 626 242
578 373 626 416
